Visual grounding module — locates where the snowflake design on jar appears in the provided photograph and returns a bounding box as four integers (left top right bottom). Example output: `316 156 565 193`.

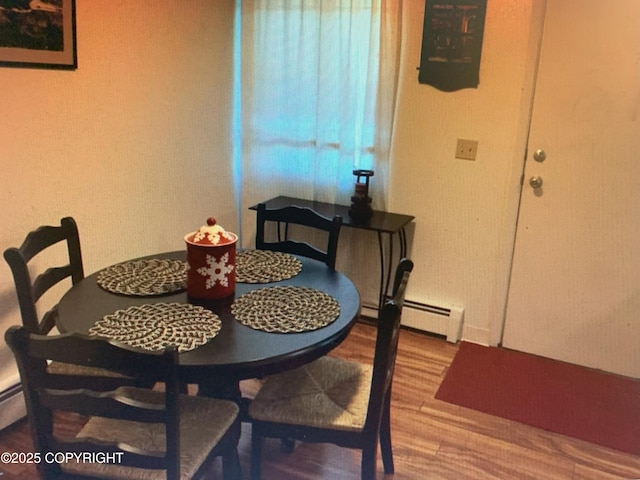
197 252 235 289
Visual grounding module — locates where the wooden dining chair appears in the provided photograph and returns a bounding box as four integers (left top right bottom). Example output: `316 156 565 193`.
5 326 242 480
255 203 343 269
3 217 140 388
248 258 414 480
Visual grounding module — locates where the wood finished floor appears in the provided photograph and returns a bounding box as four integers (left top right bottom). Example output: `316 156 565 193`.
0 321 638 479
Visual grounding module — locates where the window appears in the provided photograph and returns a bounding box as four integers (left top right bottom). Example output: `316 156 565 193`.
239 0 401 209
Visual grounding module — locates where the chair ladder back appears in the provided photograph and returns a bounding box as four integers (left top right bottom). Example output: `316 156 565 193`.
255 203 343 269
5 326 183 477
3 217 84 334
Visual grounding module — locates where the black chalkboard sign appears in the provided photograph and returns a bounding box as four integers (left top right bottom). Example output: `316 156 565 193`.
418 0 487 91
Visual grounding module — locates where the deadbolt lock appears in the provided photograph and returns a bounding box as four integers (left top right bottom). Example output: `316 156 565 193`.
533 149 547 162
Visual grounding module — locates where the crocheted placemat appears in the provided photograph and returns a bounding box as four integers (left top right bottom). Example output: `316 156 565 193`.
231 286 340 333
89 303 221 352
236 250 302 283
96 259 187 296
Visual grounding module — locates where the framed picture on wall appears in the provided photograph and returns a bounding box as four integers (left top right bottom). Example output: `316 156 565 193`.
0 0 77 70
418 0 486 91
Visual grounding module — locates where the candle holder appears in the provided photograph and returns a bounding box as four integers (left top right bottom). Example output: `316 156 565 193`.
349 169 374 223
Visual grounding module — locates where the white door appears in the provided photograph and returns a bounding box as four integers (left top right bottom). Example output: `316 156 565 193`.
502 0 640 378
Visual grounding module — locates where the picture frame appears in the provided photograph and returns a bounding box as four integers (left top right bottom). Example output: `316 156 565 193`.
0 0 77 70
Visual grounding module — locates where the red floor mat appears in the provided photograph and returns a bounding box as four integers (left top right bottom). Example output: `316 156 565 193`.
435 341 640 455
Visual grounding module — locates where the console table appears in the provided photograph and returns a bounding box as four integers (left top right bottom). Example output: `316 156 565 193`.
250 196 414 312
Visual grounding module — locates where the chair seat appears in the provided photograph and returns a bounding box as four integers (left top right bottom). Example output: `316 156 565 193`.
249 356 372 432
64 387 239 480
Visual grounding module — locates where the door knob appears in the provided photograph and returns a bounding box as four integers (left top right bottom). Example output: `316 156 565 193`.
529 176 543 189
533 149 547 162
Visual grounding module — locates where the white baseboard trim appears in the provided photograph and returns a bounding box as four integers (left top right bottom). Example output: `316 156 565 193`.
0 383 26 431
460 324 491 346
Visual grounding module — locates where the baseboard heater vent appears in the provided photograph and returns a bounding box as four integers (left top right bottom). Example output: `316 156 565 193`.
0 383 25 431
401 299 464 343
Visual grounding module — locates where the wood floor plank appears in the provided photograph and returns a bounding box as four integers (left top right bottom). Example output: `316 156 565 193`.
0 321 638 479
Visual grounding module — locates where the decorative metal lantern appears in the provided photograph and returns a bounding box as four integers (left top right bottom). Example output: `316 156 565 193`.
348 169 374 223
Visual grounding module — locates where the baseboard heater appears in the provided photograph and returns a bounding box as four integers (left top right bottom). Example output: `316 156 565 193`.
0 383 25 431
400 299 464 343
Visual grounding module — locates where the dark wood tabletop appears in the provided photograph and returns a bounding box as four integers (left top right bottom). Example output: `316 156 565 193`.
56 251 361 388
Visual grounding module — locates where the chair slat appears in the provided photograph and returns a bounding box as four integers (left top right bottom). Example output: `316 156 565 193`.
31 266 73 300
17 224 68 262
272 240 327 264
40 388 166 423
28 332 167 376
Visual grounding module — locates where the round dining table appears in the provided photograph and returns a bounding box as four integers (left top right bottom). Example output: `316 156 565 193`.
56 250 361 400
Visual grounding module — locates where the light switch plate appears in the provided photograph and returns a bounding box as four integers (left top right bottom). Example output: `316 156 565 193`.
455 139 478 161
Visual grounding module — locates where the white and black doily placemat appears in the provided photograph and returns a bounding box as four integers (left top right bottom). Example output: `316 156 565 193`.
236 250 302 284
96 259 187 296
89 303 221 352
231 286 340 333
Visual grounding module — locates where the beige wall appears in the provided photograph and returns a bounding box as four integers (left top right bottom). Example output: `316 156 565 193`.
0 1 237 388
390 1 542 344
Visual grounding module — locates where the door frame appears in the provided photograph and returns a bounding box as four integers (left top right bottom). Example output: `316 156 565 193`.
497 0 548 346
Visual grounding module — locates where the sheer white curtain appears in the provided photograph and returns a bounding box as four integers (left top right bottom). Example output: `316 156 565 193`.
239 0 402 244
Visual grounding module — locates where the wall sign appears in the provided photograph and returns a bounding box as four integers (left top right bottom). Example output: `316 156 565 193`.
418 0 487 91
